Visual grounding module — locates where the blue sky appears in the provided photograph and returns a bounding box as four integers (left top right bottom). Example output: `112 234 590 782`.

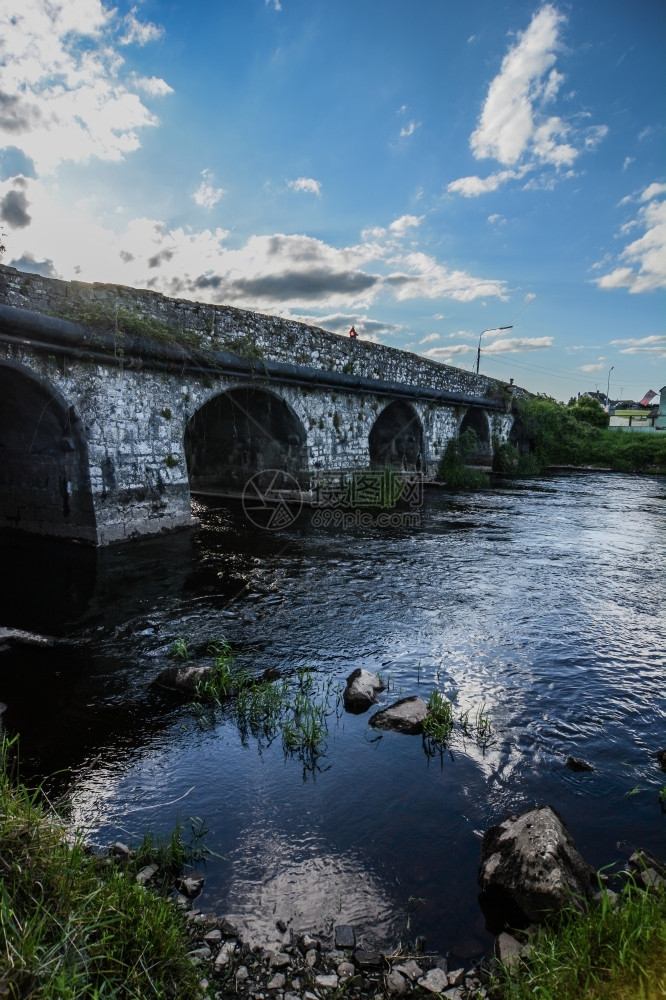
1 0 664 401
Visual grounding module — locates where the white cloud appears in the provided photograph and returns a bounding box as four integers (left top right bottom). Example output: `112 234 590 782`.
595 184 666 293
133 76 174 97
610 334 664 346
287 177 322 196
425 344 474 359
192 168 225 209
579 363 606 372
266 0 282 10
484 336 553 353
399 121 420 139
448 168 527 197
487 213 506 225
388 214 424 236
419 333 440 344
449 4 606 196
120 6 164 46
641 182 666 201
470 5 567 165
524 292 537 302
609 334 666 357
0 0 169 174
623 157 635 171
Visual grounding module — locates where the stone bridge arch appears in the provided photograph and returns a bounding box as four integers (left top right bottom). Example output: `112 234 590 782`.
459 405 492 465
184 385 309 493
0 360 96 541
369 399 423 470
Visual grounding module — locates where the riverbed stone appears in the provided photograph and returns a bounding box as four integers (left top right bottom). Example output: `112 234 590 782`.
495 932 528 970
369 696 429 735
448 967 465 986
176 872 206 898
315 973 339 989
385 970 407 994
343 669 386 714
337 961 355 980
353 949 382 968
418 967 449 993
334 924 356 949
656 749 666 771
479 805 594 923
155 663 214 694
268 951 291 968
565 756 594 772
393 960 423 981
266 973 286 990
135 863 158 885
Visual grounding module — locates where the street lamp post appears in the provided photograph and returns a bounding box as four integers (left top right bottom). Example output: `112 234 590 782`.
607 366 614 412
476 325 513 375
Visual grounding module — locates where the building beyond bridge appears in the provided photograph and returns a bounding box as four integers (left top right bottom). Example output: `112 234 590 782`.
0 264 527 545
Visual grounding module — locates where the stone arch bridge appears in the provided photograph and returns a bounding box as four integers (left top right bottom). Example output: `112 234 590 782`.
0 265 527 545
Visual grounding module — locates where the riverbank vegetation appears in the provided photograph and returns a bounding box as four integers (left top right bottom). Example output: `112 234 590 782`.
497 396 666 476
0 736 205 999
437 428 490 488
490 873 666 1000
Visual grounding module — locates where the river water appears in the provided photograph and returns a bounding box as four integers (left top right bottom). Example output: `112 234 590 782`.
2 471 665 964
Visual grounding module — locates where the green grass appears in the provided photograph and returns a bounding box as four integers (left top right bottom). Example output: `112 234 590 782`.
422 689 455 744
489 876 666 1000
437 428 491 489
422 689 494 755
190 644 334 770
53 301 205 352
0 737 203 999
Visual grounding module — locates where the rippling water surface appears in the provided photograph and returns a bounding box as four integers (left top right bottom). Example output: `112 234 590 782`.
2 471 665 963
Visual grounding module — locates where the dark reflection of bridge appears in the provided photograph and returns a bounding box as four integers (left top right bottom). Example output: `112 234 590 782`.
0 266 528 545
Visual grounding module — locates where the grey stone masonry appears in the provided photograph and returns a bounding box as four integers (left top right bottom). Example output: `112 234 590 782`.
0 264 525 545
0 264 526 400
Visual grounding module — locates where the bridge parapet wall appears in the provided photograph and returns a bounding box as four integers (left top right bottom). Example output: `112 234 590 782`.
0 264 523 400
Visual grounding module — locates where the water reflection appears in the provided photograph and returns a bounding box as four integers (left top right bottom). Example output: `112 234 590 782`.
1 472 664 955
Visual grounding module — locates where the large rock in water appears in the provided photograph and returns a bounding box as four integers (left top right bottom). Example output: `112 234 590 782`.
343 669 386 714
155 663 214 694
369 696 428 734
479 806 594 922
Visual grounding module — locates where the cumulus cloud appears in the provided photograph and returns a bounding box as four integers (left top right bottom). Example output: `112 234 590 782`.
424 344 475 359
193 168 226 208
0 0 170 174
388 214 424 236
485 336 553 353
9 252 57 277
287 177 321 196
449 4 606 196
448 168 527 197
120 6 164 46
419 333 440 344
0 186 31 227
595 182 666 293
133 76 174 97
